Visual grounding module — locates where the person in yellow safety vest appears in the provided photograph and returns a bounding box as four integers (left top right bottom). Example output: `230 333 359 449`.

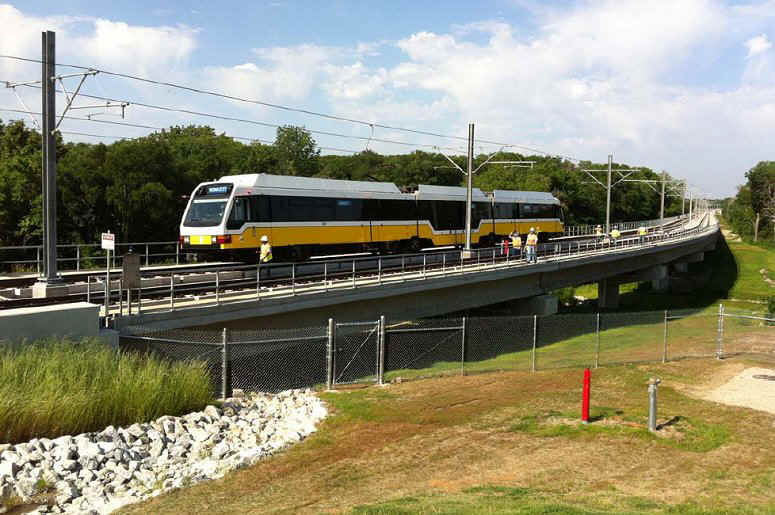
595 225 603 241
526 227 538 263
259 235 273 263
609 227 621 245
510 231 522 258
638 225 647 244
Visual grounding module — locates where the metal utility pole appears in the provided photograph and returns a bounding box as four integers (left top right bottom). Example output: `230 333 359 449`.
32 30 63 295
580 155 639 235
681 181 686 216
465 123 474 252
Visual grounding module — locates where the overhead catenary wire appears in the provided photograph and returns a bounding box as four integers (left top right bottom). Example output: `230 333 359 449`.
0 109 360 153
0 53 581 160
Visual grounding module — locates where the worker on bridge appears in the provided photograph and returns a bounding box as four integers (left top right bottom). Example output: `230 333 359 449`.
510 231 522 259
609 227 621 246
638 225 648 244
595 225 604 243
526 228 538 264
259 235 273 264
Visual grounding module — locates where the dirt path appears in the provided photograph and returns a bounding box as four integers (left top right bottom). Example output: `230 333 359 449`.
702 367 775 415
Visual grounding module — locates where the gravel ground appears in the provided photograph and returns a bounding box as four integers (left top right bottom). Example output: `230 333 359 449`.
704 367 775 414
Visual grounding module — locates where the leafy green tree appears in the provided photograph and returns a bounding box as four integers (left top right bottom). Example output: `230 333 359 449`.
274 126 320 177
746 162 775 241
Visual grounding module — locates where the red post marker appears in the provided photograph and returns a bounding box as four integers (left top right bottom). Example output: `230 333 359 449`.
582 368 591 424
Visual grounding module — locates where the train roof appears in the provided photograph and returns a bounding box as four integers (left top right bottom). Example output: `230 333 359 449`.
491 190 560 205
220 173 411 200
415 184 488 202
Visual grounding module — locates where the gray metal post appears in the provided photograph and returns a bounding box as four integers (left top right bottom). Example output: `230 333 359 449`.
256 264 261 300
716 303 724 359
423 254 427 279
292 263 296 295
648 378 660 432
36 247 40 276
378 257 382 285
137 286 141 314
352 260 356 288
221 328 232 399
326 318 335 390
76 245 80 271
145 244 149 266
378 315 386 385
532 315 537 372
86 275 90 303
215 270 220 304
104 247 110 326
595 312 600 368
175 242 179 265
662 309 668 363
169 275 174 310
118 279 123 317
681 181 686 216
606 154 612 235
41 31 61 284
461 316 467 376
324 262 328 291
464 123 474 251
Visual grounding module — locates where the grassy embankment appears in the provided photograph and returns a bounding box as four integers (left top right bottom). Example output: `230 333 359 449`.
122 356 775 514
559 225 774 314
0 339 214 444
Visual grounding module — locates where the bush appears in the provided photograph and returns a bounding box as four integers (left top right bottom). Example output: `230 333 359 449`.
768 297 775 318
0 338 214 443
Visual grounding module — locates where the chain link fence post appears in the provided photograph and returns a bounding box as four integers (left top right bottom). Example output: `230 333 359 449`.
378 315 386 385
327 318 335 390
221 328 232 399
460 315 467 376
716 303 725 359
595 312 600 368
662 309 668 363
532 315 537 372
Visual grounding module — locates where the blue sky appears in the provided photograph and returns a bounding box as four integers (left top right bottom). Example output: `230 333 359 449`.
2 1 775 197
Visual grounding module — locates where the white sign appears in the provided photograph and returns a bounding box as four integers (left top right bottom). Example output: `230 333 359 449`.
101 232 115 251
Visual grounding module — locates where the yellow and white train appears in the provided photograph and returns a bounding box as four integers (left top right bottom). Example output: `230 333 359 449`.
179 174 563 261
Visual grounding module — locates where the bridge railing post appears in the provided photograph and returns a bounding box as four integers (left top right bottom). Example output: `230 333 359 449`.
324 262 328 292
256 264 261 300
169 274 174 310
76 245 81 271
352 260 356 288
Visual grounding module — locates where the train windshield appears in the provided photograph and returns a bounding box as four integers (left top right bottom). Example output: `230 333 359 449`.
184 200 227 227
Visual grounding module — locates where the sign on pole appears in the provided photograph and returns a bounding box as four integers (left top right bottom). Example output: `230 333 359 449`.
101 232 115 251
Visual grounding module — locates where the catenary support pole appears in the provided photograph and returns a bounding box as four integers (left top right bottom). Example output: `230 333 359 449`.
464 123 474 252
660 172 666 233
606 154 612 235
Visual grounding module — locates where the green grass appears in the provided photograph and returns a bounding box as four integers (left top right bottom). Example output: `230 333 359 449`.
0 338 214 443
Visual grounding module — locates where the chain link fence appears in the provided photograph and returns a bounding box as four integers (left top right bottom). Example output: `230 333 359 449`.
119 305 775 395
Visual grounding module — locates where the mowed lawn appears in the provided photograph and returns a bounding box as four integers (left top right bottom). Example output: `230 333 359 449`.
121 354 775 514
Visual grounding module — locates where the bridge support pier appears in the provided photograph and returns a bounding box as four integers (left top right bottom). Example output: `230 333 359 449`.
597 279 619 310
512 294 558 316
673 262 688 274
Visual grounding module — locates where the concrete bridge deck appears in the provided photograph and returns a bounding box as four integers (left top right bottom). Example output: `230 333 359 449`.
114 213 719 331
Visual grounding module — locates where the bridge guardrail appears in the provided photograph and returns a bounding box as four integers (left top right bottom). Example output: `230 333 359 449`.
0 241 193 274
101 211 717 322
562 214 685 238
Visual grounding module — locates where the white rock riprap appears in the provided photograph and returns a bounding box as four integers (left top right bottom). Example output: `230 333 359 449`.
0 389 327 514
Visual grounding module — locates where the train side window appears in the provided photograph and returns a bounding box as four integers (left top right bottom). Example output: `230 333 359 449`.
249 196 271 222
226 196 249 230
335 198 363 221
271 196 289 222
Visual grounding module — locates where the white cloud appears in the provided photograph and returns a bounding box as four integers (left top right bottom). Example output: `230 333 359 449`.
745 34 772 58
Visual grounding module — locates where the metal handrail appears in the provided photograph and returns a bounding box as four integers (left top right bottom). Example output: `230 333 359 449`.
105 211 717 322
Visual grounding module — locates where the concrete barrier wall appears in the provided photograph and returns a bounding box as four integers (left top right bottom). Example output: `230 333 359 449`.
0 302 99 343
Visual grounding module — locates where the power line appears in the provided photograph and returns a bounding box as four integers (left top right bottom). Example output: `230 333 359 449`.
2 79 468 153
0 53 582 159
0 108 360 153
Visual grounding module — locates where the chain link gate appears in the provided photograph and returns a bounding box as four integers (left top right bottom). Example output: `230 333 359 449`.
332 320 381 386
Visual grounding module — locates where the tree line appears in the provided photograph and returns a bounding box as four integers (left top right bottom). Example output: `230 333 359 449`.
0 119 685 247
722 161 775 244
